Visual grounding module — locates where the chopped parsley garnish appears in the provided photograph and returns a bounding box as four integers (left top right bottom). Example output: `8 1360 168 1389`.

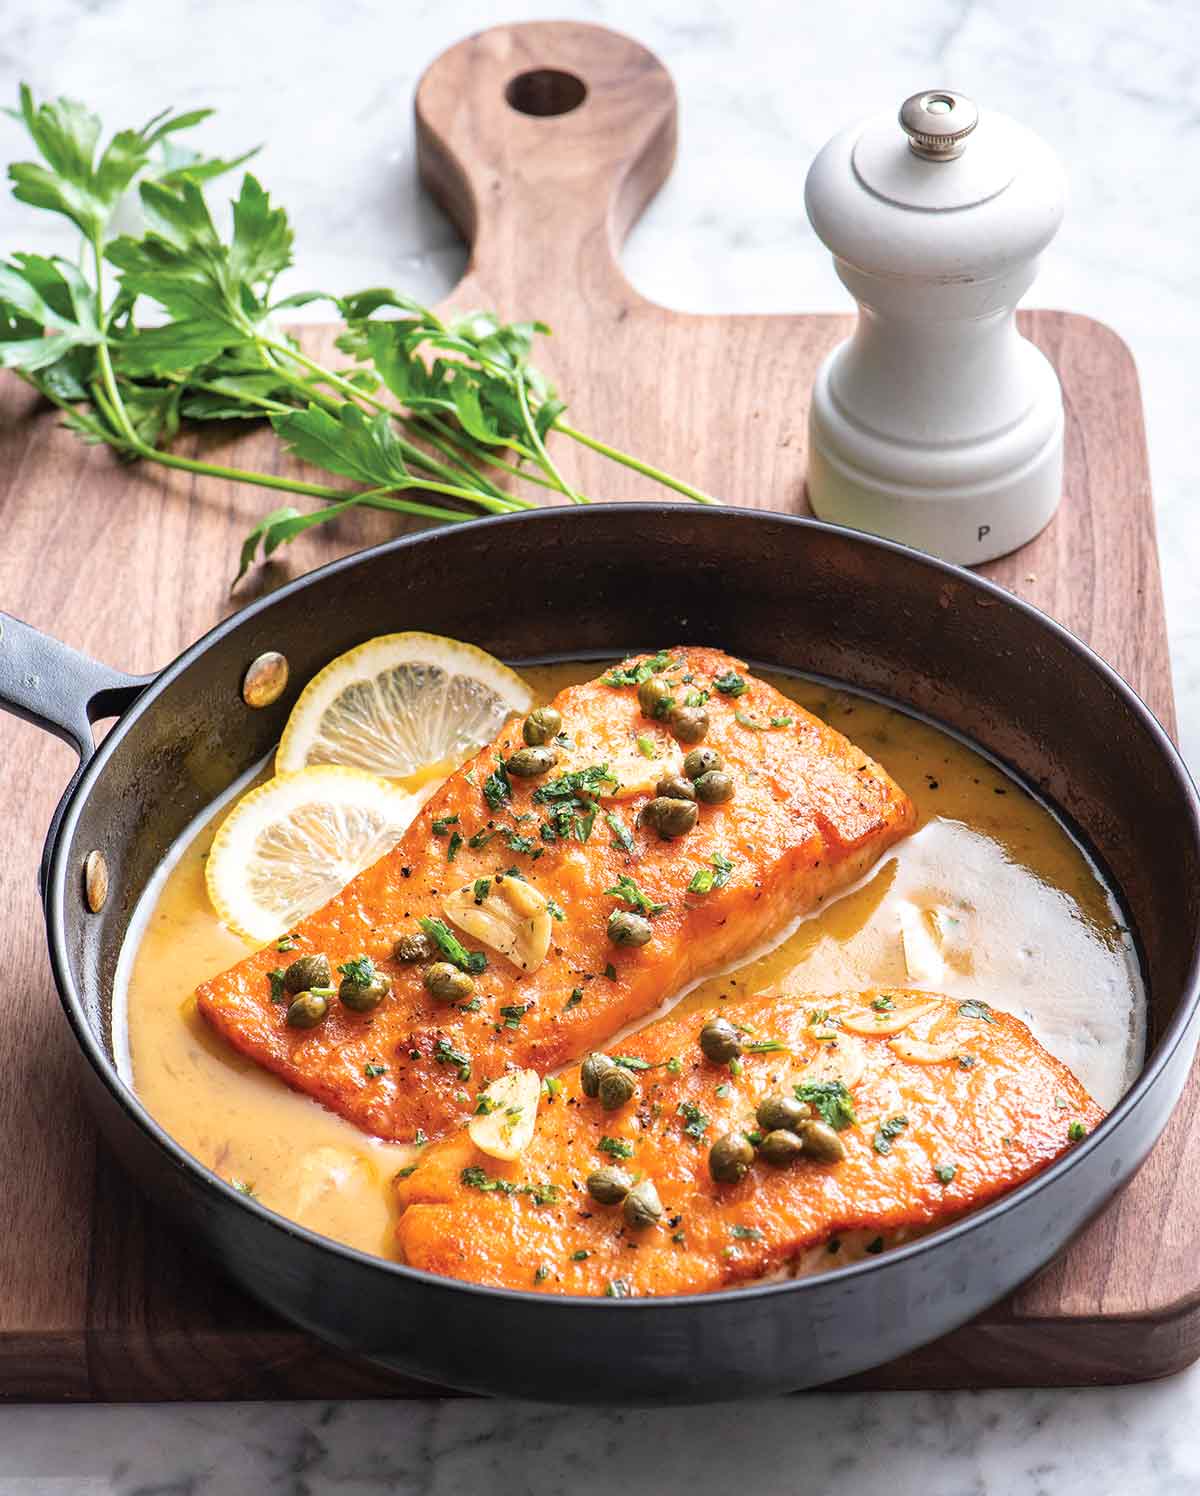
730 1224 763 1241
534 1265 550 1284
275 936 296 952
872 994 895 1012
363 1062 387 1079
672 1230 686 1245
571 1249 590 1261
565 988 583 1011
688 850 736 895
473 877 491 904
714 671 748 697
865 1236 885 1255
606 1279 633 1298
267 968 288 1003
795 1080 857 1131
873 1114 909 1155
543 1076 562 1100
231 1178 257 1198
604 809 635 854
598 1136 635 1160
636 735 657 758
1068 1121 1088 1142
431 814 460 836
604 963 617 980
678 1100 710 1142
547 898 566 922
666 1056 682 1075
505 830 539 856
715 1082 731 1098
434 1036 472 1080
419 916 487 974
683 689 710 708
468 827 498 849
934 1164 957 1184
613 1055 652 1071
446 831 463 861
460 1166 559 1204
533 764 618 803
499 1003 529 1030
606 873 667 917
743 1039 788 1054
958 1053 978 1070
395 1164 418 1180
770 715 793 728
958 999 995 1023
414 1129 427 1146
338 955 376 985
602 650 671 687
474 1094 499 1115
482 760 512 810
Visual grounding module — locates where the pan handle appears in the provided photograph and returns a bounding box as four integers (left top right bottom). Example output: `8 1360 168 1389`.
0 611 152 762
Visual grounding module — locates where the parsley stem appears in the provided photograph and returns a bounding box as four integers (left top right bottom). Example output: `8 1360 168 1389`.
516 370 587 504
555 422 718 505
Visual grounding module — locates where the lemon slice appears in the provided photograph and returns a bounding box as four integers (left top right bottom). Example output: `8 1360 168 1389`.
276 632 533 785
206 766 423 943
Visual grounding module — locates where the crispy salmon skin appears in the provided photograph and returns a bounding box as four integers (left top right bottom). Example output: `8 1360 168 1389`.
196 648 914 1143
394 988 1105 1295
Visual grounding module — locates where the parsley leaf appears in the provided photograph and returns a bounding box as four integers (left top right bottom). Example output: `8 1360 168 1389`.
598 1136 634 1159
958 1000 995 1023
418 916 487 973
677 1100 710 1142
795 1080 857 1131
872 1114 909 1155
606 873 667 917
713 671 748 697
337 955 376 985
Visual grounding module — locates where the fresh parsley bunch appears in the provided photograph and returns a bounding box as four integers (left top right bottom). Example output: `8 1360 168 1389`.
0 89 713 584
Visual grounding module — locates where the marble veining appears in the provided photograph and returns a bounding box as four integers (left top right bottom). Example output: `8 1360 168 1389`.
1 0 1198 1488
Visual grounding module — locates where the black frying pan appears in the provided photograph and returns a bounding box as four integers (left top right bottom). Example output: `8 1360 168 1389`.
2 504 1197 1403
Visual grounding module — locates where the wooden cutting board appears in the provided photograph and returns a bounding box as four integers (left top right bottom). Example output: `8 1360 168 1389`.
0 21 1187 1399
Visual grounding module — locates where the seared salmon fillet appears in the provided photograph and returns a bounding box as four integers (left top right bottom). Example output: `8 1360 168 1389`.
196 648 914 1143
394 988 1105 1295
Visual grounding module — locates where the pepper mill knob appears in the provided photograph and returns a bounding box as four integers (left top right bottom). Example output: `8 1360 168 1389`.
805 89 1066 564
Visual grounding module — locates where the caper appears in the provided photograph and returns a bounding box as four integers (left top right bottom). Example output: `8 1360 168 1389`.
756 1094 811 1134
423 961 475 1004
340 972 391 1013
699 1017 742 1064
285 989 329 1028
608 909 652 947
506 745 558 777
598 1066 638 1110
586 1166 632 1205
637 676 673 719
684 746 723 780
760 1128 806 1167
709 1132 755 1184
393 930 436 964
622 1178 663 1229
694 770 735 805
669 706 709 744
799 1119 847 1164
581 1051 616 1097
523 706 563 746
655 774 696 802
283 953 331 993
641 796 699 840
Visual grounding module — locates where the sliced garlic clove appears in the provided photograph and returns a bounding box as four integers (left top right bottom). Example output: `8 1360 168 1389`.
840 996 943 1036
889 1035 962 1064
443 875 552 975
598 743 684 800
898 899 945 985
794 1032 867 1090
468 1068 541 1161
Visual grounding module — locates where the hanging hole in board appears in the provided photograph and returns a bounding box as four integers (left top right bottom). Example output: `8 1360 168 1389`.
505 69 587 118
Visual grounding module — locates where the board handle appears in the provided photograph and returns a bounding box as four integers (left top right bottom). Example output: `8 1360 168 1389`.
415 21 677 308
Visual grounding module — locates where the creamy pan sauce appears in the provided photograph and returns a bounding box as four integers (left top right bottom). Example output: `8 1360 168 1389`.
115 666 1144 1260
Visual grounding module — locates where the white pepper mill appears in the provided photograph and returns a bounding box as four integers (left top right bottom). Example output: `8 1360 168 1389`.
805 89 1066 564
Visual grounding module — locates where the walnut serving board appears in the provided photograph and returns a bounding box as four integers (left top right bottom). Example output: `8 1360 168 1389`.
0 22 1187 1399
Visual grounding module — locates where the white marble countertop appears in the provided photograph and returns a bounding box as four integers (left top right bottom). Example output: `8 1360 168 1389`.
2 0 1199 1490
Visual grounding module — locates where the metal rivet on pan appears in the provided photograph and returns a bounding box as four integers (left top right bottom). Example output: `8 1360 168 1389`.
84 851 108 913
242 651 289 708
